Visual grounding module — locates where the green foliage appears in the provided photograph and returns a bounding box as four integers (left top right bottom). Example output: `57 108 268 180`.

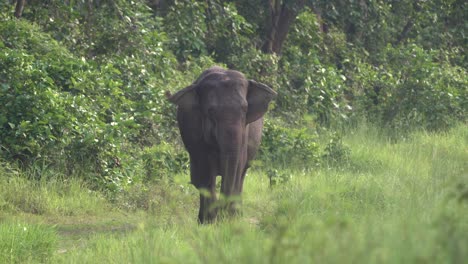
304 66 350 125
230 48 280 85
266 168 292 187
0 20 95 163
204 1 255 63
351 44 467 131
1 0 466 193
0 1 467 262
2 124 460 264
164 0 209 59
0 163 109 216
165 0 254 63
259 120 320 168
0 20 126 183
276 51 350 126
0 18 181 190
141 142 189 182
322 132 351 166
0 222 57 264
316 0 393 54
287 8 322 53
275 9 351 125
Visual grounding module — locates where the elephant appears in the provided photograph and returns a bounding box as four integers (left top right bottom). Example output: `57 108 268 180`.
168 66 277 223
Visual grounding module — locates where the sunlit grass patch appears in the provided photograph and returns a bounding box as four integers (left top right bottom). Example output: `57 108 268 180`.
0 221 57 264
1 124 467 263
0 174 110 216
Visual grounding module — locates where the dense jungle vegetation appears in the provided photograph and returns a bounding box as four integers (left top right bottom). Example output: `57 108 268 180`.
0 1 467 263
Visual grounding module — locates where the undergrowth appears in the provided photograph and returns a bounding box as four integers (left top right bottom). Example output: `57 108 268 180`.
1 123 465 263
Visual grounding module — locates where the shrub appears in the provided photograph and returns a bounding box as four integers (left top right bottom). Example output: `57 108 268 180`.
164 0 209 60
259 120 320 168
164 0 255 63
0 19 155 191
275 52 351 126
267 168 293 187
351 44 467 131
322 132 351 166
204 1 255 64
1 20 123 166
0 20 95 164
141 143 189 182
229 48 280 88
276 10 351 125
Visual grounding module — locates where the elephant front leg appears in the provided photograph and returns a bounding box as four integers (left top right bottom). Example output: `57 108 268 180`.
198 185 217 224
190 154 218 224
220 162 247 218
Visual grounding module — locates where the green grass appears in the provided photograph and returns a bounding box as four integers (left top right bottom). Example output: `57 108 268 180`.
0 124 467 263
0 170 110 217
0 221 57 263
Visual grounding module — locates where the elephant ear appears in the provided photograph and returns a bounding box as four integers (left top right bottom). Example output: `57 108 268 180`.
168 84 199 110
168 84 203 150
246 80 277 124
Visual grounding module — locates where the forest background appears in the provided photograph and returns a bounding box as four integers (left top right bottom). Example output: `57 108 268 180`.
0 1 466 262
1 0 465 189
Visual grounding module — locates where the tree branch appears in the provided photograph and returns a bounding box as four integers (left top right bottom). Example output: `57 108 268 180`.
14 0 26 18
262 0 305 54
393 1 422 46
394 19 414 46
109 0 125 20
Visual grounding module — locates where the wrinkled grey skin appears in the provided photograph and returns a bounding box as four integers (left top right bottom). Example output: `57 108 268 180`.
168 66 277 223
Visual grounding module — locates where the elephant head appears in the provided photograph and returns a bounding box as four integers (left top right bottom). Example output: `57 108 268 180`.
168 66 276 223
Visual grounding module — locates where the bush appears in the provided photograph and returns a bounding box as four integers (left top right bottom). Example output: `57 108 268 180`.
259 120 320 168
275 10 351 125
0 19 180 191
322 132 351 166
0 20 95 164
141 143 189 182
164 0 255 63
229 48 280 87
0 20 127 173
204 1 255 64
164 0 209 60
275 52 351 126
351 44 467 131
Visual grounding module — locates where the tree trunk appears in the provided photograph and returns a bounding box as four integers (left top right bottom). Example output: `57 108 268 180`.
14 0 26 18
394 19 414 46
312 5 328 34
109 0 125 20
262 0 305 54
393 1 422 46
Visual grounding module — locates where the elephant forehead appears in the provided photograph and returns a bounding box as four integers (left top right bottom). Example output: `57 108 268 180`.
201 74 247 87
199 78 247 96
199 69 245 81
204 89 246 106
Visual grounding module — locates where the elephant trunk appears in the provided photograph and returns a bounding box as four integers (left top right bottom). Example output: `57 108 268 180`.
217 121 245 197
219 149 244 215
220 152 240 196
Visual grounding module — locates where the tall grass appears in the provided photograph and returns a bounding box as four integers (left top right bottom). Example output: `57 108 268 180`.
1 124 466 263
52 124 467 263
0 222 57 263
0 166 111 216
